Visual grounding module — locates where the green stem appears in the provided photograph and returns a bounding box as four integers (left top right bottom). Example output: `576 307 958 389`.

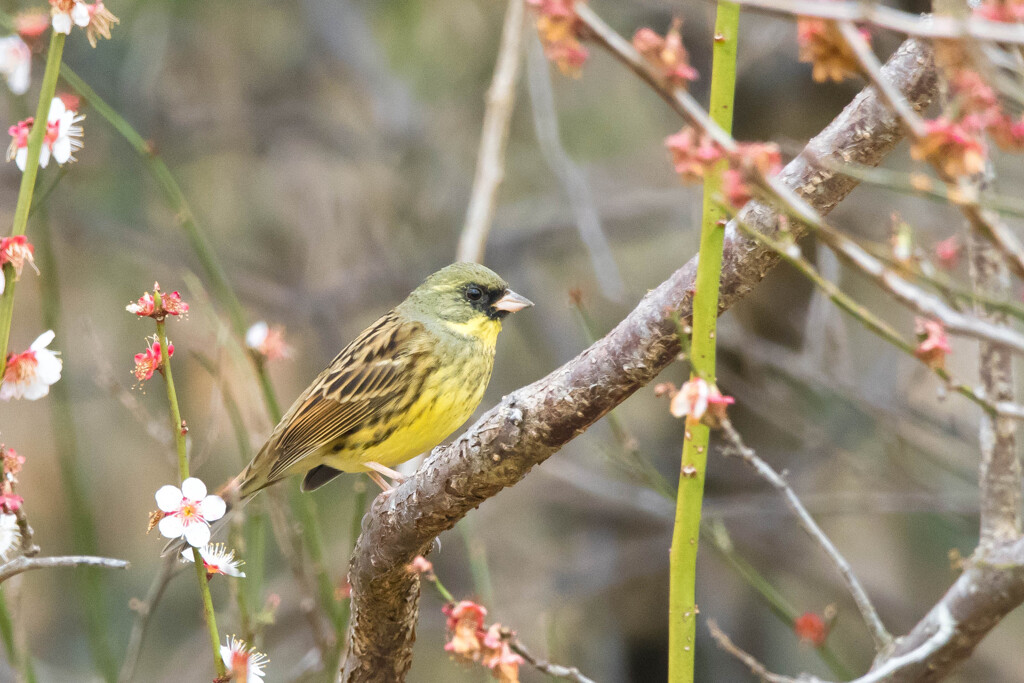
33 208 116 681
667 5 739 681
153 290 225 678
431 574 456 605
0 31 65 376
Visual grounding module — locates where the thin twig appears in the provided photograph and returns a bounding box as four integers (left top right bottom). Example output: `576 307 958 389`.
707 620 803 683
718 419 892 651
723 0 1024 45
457 0 526 264
0 555 128 584
508 637 598 683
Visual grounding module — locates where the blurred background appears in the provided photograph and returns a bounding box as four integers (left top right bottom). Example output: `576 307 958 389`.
2 0 1023 680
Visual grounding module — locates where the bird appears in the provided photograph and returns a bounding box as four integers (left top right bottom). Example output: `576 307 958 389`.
231 261 532 500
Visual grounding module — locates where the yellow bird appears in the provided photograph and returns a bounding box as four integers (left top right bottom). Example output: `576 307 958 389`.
233 262 532 498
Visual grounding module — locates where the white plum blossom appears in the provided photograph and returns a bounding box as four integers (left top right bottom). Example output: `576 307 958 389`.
221 635 268 682
181 542 246 578
0 36 31 95
1 330 63 401
6 97 84 172
154 477 226 548
0 514 20 561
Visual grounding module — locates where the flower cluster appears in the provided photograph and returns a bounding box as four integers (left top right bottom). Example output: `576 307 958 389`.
132 335 173 383
126 286 189 319
154 477 226 548
245 321 292 362
2 330 62 401
181 542 245 579
656 378 735 427
796 18 867 83
0 36 31 95
526 0 588 77
0 235 38 295
913 318 951 371
443 600 524 683
49 0 119 48
910 116 988 178
220 635 268 682
665 127 782 207
7 97 84 172
914 50 1024 173
632 19 698 89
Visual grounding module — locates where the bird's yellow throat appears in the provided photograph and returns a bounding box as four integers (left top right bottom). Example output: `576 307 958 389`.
442 316 502 349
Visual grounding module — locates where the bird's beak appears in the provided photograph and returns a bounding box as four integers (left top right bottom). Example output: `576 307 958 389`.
492 289 534 314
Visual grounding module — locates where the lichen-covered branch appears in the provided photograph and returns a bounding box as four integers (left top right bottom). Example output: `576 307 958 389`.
0 556 128 585
340 37 937 682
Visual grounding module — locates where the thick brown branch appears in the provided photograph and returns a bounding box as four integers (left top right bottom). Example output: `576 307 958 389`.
340 37 937 683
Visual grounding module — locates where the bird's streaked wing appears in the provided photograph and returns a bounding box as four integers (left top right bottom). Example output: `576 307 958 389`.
261 310 436 482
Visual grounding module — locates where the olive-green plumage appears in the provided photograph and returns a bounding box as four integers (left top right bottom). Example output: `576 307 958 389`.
234 262 532 498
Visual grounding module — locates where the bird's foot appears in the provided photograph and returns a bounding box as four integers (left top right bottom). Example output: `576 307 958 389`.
365 462 407 494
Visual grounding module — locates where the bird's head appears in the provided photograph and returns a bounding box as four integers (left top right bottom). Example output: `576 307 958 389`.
401 262 533 338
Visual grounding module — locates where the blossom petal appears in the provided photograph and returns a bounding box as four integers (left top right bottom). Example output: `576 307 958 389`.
246 321 269 349
37 144 50 169
158 514 185 540
30 330 55 351
184 522 211 548
15 146 26 171
199 495 226 522
52 13 72 34
20 379 51 401
8 59 30 96
52 136 71 165
180 477 207 501
71 2 90 27
33 351 62 386
155 485 183 512
46 97 66 123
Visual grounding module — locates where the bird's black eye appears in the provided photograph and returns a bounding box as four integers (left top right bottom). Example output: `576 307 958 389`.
465 286 484 302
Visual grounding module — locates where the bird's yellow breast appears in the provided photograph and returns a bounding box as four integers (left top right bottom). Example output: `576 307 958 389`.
324 325 498 472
